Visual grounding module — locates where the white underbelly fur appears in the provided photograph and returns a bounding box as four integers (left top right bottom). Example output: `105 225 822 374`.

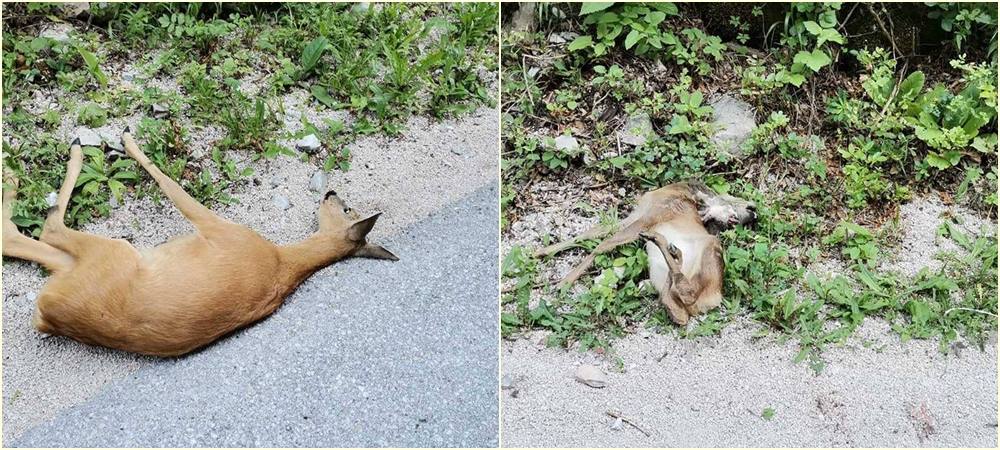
645 222 701 294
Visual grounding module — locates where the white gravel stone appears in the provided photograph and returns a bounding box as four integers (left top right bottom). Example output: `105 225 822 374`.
709 94 756 158
296 134 321 153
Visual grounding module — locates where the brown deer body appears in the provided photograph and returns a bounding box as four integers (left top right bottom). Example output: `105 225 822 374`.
2 131 397 356
534 181 755 325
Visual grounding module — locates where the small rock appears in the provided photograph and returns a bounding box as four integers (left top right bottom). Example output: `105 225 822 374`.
547 32 580 44
272 195 291 210
351 2 369 13
553 134 581 157
38 23 73 41
709 95 756 158
75 128 102 147
151 103 169 118
450 147 465 156
269 176 284 188
109 194 120 209
575 364 608 388
26 292 37 302
45 191 58 207
99 130 124 152
296 134 321 153
529 329 552 348
619 111 656 147
309 171 327 193
62 2 90 17
950 339 968 357
610 417 624 431
501 374 515 390
526 67 540 79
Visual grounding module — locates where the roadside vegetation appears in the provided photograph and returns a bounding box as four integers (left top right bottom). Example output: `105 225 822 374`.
2 2 497 236
500 2 997 369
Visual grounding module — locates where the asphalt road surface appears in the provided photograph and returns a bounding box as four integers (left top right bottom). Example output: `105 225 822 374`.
11 184 498 447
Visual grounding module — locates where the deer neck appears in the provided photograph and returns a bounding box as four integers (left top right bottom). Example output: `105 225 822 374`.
278 233 356 287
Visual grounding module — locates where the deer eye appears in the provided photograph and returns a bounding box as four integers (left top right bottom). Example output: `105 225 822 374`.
344 207 352 214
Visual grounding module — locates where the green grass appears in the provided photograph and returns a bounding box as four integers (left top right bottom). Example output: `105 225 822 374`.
2 2 497 238
500 2 997 365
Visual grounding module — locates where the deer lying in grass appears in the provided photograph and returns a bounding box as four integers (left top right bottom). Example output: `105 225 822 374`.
534 181 755 325
2 130 397 356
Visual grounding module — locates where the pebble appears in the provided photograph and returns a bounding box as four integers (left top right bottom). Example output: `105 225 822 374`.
309 171 327 193
709 94 756 158
501 374 515 390
45 191 57 207
75 127 102 147
610 417 624 431
272 194 291 210
619 111 656 147
553 135 581 156
296 134 321 153
269 176 284 188
151 103 169 118
575 364 608 388
38 23 72 41
99 130 124 152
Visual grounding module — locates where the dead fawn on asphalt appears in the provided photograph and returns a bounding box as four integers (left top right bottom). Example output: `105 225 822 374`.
534 181 755 325
2 129 397 356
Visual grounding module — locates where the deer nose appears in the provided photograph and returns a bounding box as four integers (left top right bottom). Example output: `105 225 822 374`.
325 190 337 199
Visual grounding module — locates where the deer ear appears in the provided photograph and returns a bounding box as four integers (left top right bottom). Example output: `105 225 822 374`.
354 243 399 261
347 213 381 241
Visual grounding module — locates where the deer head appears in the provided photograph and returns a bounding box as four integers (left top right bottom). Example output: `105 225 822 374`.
278 190 397 287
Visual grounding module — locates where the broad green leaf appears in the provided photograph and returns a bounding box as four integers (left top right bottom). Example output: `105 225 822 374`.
567 35 593 51
793 49 831 73
668 115 693 134
77 47 107 87
896 71 925 104
299 36 329 79
310 85 336 108
803 21 822 35
645 11 666 26
580 2 614 15
624 29 641 49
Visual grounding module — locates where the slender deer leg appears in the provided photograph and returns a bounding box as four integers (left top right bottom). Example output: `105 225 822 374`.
659 288 690 325
121 130 228 231
2 175 74 273
534 222 610 257
640 231 682 274
556 218 648 287
37 141 117 257
641 230 702 307
536 206 647 258
42 141 83 230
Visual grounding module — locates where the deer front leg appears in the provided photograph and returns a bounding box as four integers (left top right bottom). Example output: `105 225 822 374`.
640 231 700 306
659 287 690 325
121 129 229 232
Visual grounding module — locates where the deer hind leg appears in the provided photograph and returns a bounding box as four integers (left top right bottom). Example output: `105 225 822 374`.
556 218 648 288
534 199 649 258
121 129 229 233
37 141 117 256
2 173 74 273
